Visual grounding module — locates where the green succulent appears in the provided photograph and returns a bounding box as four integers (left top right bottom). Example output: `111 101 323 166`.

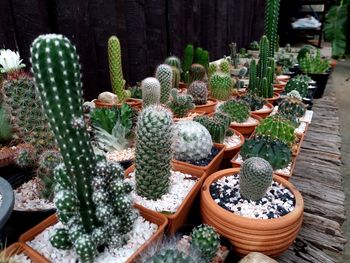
219 59 230 74
209 72 233 101
284 76 308 98
218 100 250 123
240 94 265 111
167 89 195 118
190 224 220 261
299 49 330 74
189 64 207 84
188 81 208 105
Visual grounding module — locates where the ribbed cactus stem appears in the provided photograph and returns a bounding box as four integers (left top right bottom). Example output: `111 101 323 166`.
108 36 127 103
141 77 161 106
182 44 194 82
31 34 97 231
258 36 269 79
249 59 257 93
264 0 280 57
155 64 173 104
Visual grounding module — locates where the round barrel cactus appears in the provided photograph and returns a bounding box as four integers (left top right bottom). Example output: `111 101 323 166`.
188 81 208 105
190 224 220 261
209 72 233 101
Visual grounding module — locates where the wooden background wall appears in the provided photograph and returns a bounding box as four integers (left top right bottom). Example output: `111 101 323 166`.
0 0 265 100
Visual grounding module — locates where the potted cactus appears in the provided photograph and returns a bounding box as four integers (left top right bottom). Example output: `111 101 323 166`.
20 34 168 262
239 94 274 119
167 89 195 119
247 41 260 58
200 158 304 257
209 72 234 101
188 81 218 114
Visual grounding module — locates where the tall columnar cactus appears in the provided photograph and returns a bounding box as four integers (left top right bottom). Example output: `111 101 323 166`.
188 81 208 105
166 89 195 118
189 63 206 84
219 59 230 74
240 157 273 201
194 47 209 69
108 35 128 103
182 44 194 82
141 77 161 106
248 59 258 93
31 34 134 262
135 105 173 200
171 66 180 89
229 42 239 69
264 0 280 57
155 64 173 104
209 72 233 101
258 36 269 79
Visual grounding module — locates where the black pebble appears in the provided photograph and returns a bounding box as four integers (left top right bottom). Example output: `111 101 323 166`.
188 146 220 166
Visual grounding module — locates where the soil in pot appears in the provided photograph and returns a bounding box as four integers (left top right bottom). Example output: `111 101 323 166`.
173 111 205 122
4 242 49 263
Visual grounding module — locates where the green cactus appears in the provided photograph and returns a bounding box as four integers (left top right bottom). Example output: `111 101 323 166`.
189 63 206 84
278 97 306 118
144 248 194 263
182 44 194 82
208 63 217 78
108 36 128 103
209 72 233 101
255 115 296 146
284 76 308 98
297 45 314 63
264 0 281 57
31 34 135 262
156 64 173 104
240 157 273 201
166 89 195 118
239 94 265 111
249 41 260 50
218 100 250 123
248 59 258 94
229 42 239 69
258 36 269 79
190 224 220 262
135 105 173 200
141 77 161 107
187 81 208 105
171 66 181 89
219 59 230 74
287 90 302 100
299 49 330 74
240 136 292 170
0 106 12 141
164 56 181 71
172 120 213 162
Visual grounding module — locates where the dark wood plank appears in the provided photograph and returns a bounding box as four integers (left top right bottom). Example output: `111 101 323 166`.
0 0 17 50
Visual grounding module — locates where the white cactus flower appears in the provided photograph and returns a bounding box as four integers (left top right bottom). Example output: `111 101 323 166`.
0 49 25 73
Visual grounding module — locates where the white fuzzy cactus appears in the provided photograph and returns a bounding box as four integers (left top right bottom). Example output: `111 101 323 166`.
141 77 161 106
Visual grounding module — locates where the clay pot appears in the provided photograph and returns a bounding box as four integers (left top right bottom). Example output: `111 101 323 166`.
173 111 206 122
20 204 168 263
190 99 218 115
5 242 50 263
276 75 290 82
273 83 286 94
179 82 188 90
230 114 261 138
94 98 142 110
200 168 304 257
125 165 204 234
215 129 245 159
251 103 274 119
266 93 281 105
0 146 17 168
172 144 225 179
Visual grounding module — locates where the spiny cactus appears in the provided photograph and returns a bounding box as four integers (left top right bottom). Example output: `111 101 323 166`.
240 157 273 201
171 66 181 89
182 45 194 82
144 248 196 263
264 0 281 57
299 49 330 74
166 89 195 118
240 94 265 111
141 77 161 107
108 36 129 103
255 115 296 146
189 63 206 84
287 90 302 100
248 59 258 94
0 106 11 141
156 64 173 104
190 224 220 262
172 120 213 162
188 81 208 105
31 34 135 262
249 41 260 50
241 136 292 170
218 100 250 123
135 105 173 200
278 97 306 118
194 47 209 69
208 63 217 78
219 59 230 74
209 72 233 101
229 42 239 69
164 56 181 71
284 76 308 98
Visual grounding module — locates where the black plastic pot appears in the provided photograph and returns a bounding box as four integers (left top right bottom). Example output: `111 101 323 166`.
307 72 330 99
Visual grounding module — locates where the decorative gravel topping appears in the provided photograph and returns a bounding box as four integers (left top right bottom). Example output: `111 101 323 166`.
106 148 135 163
295 122 307 136
223 134 241 148
254 104 271 112
184 146 220 166
10 253 32 263
125 170 197 213
14 177 55 211
231 116 259 126
27 215 158 263
174 112 202 121
210 174 295 219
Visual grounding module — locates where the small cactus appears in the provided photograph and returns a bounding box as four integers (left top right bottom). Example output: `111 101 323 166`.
208 63 217 78
219 59 230 74
182 45 194 82
155 64 173 104
166 89 195 118
164 56 181 71
278 96 306 118
218 100 250 123
141 77 161 106
209 72 233 101
171 66 181 89
240 94 265 111
285 76 308 98
187 81 208 105
229 42 239 69
190 224 220 261
189 63 206 84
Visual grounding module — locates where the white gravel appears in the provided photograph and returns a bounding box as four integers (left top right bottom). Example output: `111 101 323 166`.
295 122 307 136
14 177 55 211
223 134 241 148
106 148 135 162
10 253 32 263
231 116 258 125
27 215 158 263
125 170 198 213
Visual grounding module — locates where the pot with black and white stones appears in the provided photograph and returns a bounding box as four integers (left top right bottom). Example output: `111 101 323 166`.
200 167 304 257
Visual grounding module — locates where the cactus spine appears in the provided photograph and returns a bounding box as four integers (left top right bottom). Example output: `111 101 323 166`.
219 59 230 74
264 0 281 57
167 89 195 118
156 64 173 104
108 36 128 103
141 77 161 106
190 224 220 261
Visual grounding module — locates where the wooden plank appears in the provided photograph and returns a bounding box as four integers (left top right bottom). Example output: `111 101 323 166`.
0 0 17 50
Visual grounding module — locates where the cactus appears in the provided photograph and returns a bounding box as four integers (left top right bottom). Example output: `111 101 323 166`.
258 36 269 80
108 36 129 103
285 43 292 53
156 64 173 104
189 63 206 84
284 76 308 98
229 42 239 69
255 115 296 146
135 105 173 200
182 44 194 82
141 77 161 107
218 100 250 123
187 81 208 105
190 224 220 261
171 66 181 89
249 41 260 50
208 63 217 78
194 47 209 69
144 248 195 263
0 106 11 141
240 157 273 201
299 49 330 74
239 94 265 111
287 90 302 100
164 56 181 71
278 97 306 118
240 136 292 170
248 59 258 93
209 72 233 101
166 89 195 118
172 120 213 162
219 59 230 74
264 0 281 57
31 34 135 262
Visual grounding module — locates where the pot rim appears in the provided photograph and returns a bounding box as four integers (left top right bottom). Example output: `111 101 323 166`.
251 103 274 114
0 177 14 229
216 129 245 151
231 114 261 128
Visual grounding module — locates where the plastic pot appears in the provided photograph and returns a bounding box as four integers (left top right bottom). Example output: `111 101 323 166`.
307 72 330 99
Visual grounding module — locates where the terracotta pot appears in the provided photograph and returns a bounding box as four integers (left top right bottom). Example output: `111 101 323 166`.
0 146 17 168
215 129 245 159
5 242 50 263
179 82 188 90
230 152 242 168
190 99 218 115
276 75 290 82
19 204 167 262
173 111 206 122
94 98 142 110
230 114 261 138
266 93 281 105
125 165 204 234
251 103 274 119
172 144 225 179
200 168 304 257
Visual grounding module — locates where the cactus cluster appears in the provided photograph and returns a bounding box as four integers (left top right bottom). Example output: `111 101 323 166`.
240 157 273 201
249 41 260 50
284 76 308 98
229 42 239 69
187 81 208 105
218 100 250 123
255 115 296 146
144 248 194 263
240 136 292 170
189 63 207 84
299 49 330 74
194 47 209 70
209 72 233 101
278 96 306 119
156 64 173 104
108 36 129 103
172 120 213 162
166 89 195 118
190 224 220 261
219 59 230 74
31 34 135 262
264 0 281 57
239 94 265 111
194 112 232 143
141 77 161 107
